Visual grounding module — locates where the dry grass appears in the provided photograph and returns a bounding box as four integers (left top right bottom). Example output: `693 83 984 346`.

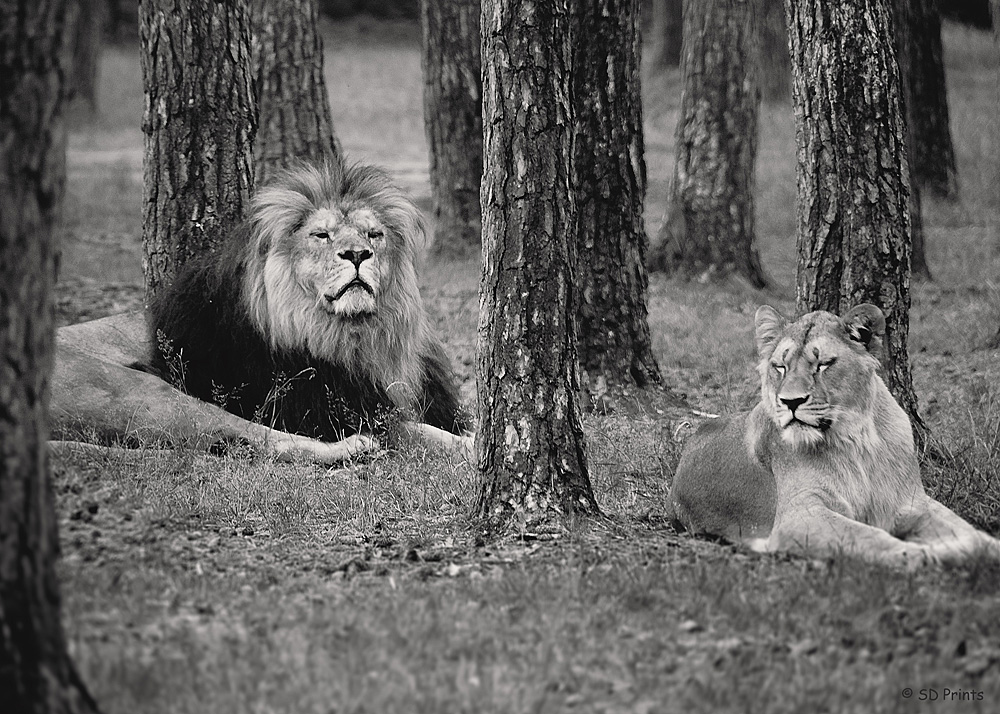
52 19 1000 714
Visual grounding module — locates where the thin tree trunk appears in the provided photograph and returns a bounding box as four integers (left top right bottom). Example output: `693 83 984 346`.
573 0 664 411
652 0 767 289
420 0 483 259
756 0 790 101
69 0 104 109
649 0 683 69
787 0 925 440
908 0 958 200
139 0 256 305
0 0 101 710
477 0 598 529
252 0 342 185
895 0 930 280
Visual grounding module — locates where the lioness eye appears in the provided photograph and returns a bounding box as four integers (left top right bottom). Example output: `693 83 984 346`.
312 231 330 241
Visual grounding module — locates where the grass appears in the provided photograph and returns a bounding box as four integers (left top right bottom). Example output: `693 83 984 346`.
53 18 1000 714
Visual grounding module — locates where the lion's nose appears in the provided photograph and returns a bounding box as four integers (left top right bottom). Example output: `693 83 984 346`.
780 394 808 414
339 249 373 268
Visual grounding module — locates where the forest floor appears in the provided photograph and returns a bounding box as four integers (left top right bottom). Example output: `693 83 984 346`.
54 18 1000 714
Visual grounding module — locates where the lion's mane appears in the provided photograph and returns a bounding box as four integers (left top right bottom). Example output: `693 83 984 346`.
148 161 468 441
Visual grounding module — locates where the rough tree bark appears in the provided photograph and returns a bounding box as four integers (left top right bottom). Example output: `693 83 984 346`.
649 0 683 69
69 0 104 109
786 0 925 438
652 0 767 288
573 0 665 411
138 0 256 304
420 0 483 258
893 0 930 280
252 0 342 185
907 0 958 200
0 0 101 711
477 0 598 530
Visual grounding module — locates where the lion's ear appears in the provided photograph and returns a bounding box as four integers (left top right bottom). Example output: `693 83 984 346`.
754 305 786 360
843 304 885 353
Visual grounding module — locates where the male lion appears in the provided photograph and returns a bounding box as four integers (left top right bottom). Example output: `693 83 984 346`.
669 304 1000 568
52 161 471 463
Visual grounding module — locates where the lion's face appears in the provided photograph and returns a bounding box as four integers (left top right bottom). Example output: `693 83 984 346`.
285 206 389 318
754 304 886 449
242 162 430 397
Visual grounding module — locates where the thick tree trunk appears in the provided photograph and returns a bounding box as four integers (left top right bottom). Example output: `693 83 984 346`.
573 0 663 409
69 0 104 109
786 0 924 438
139 0 256 304
908 0 958 200
0 1 100 711
420 0 483 259
652 0 767 289
477 0 598 529
252 0 342 185
756 0 791 101
649 0 683 69
894 0 930 280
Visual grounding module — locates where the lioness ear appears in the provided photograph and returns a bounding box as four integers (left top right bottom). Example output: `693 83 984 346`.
843 304 885 353
754 305 786 360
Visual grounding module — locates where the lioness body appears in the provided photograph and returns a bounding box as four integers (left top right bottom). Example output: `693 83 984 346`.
51 162 471 463
670 305 1000 568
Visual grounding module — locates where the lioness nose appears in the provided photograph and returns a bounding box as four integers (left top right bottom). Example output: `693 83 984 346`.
780 395 808 413
339 249 373 268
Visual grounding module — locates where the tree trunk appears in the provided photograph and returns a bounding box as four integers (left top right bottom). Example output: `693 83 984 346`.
908 0 958 200
648 0 683 69
420 0 483 259
786 0 925 438
0 1 101 711
573 0 664 410
477 0 598 530
252 0 342 185
894 0 930 280
69 0 104 109
756 0 791 101
651 0 767 289
139 0 256 305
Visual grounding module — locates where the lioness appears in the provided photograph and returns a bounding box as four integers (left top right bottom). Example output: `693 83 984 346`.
670 304 1000 568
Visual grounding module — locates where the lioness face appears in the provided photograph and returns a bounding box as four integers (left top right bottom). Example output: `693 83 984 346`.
755 306 885 449
287 206 391 318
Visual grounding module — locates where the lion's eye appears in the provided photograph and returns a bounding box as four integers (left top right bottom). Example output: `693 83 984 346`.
772 363 785 376
311 231 330 241
817 358 836 373
367 228 384 240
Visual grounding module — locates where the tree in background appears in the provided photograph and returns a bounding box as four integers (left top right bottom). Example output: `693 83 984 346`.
786 0 925 438
573 0 665 411
907 0 958 200
648 0 682 69
252 0 342 185
893 0 930 280
69 0 105 109
651 0 767 289
138 0 256 304
0 0 101 710
477 0 598 529
419 0 483 258
756 0 790 101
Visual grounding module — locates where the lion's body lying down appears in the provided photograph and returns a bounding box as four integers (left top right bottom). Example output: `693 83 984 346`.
670 304 1000 568
51 162 471 463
